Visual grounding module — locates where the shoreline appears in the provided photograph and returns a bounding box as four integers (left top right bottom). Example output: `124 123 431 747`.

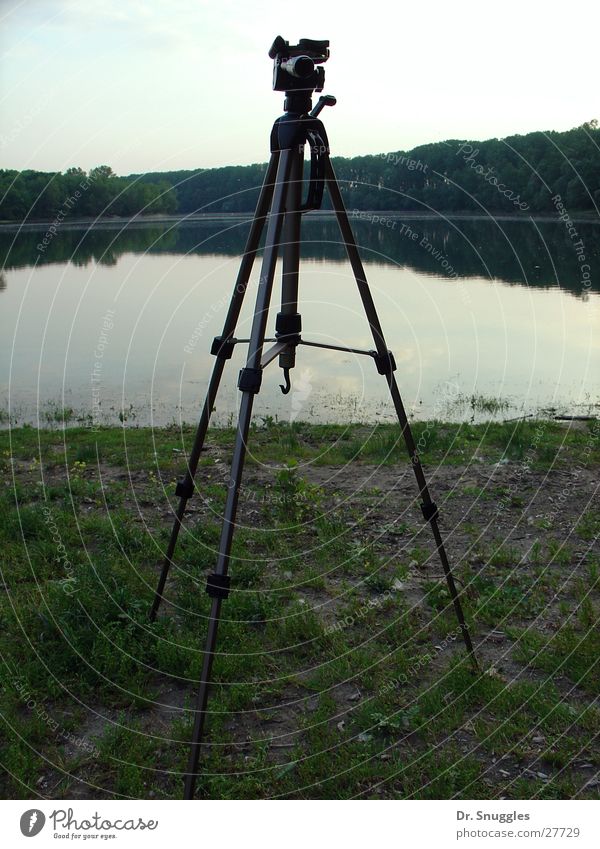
1 416 597 433
1 209 600 232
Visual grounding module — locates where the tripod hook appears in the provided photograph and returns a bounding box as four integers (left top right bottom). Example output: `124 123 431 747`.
280 367 291 394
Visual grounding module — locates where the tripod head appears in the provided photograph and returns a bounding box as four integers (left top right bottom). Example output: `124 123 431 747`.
268 38 336 214
269 36 329 114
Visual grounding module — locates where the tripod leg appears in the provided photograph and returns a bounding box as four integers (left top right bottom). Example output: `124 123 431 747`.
149 153 280 621
323 157 478 669
184 148 295 799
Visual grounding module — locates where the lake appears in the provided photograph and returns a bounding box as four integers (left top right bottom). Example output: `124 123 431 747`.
1 214 599 426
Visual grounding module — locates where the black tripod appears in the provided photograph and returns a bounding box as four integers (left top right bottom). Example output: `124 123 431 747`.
149 74 478 799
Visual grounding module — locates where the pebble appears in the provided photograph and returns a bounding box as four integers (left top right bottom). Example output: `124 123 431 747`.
488 630 506 642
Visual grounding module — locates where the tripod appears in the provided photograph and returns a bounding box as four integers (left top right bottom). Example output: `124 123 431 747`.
149 92 478 800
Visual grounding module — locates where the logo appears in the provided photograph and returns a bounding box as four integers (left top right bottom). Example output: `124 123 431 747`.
20 809 46 837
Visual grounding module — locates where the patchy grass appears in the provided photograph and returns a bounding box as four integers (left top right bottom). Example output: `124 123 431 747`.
1 417 599 472
0 419 598 800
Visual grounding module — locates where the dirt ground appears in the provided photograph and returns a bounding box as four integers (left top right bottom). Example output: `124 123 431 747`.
3 423 599 799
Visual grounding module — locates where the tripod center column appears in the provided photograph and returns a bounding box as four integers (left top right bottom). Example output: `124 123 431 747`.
276 142 304 372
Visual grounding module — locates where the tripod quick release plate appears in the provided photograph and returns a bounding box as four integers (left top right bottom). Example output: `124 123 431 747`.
269 36 329 63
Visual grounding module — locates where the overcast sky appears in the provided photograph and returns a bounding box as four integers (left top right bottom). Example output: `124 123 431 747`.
0 0 598 175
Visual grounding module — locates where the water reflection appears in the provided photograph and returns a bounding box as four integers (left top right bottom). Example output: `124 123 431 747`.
1 215 599 296
0 217 598 426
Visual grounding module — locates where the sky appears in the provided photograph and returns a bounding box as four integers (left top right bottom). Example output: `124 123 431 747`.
0 0 598 176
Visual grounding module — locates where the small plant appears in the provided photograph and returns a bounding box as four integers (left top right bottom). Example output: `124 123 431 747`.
424 580 451 611
75 443 101 464
272 462 319 522
365 570 391 595
43 404 75 424
529 539 542 563
69 460 87 479
576 510 600 542
118 403 137 423
371 704 420 733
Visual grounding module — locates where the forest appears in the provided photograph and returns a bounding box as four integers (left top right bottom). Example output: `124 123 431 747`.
1 122 598 222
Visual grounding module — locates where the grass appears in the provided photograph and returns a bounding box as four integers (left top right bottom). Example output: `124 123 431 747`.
0 418 598 799
8 417 598 468
450 393 512 415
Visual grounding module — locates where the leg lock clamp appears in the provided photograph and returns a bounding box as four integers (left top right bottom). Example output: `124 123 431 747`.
372 350 397 376
206 573 231 600
238 367 262 394
421 501 439 522
211 336 236 359
175 478 194 499
275 312 302 340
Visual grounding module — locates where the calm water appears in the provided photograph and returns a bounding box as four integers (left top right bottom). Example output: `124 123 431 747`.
1 215 599 426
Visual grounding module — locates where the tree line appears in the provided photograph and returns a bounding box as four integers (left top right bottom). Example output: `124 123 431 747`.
0 165 177 221
1 121 599 222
